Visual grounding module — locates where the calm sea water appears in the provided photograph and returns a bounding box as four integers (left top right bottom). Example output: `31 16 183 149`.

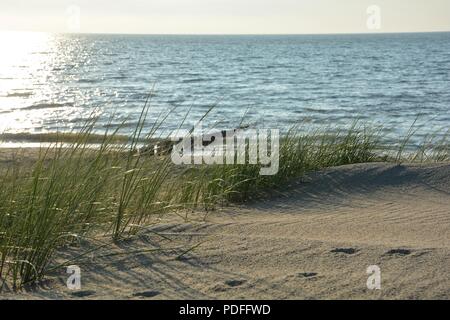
0 32 449 145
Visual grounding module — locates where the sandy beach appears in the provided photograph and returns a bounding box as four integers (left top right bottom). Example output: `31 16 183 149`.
1 7 450 305
2 156 448 300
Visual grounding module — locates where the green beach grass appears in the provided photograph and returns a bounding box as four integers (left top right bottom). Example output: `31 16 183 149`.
0 104 448 290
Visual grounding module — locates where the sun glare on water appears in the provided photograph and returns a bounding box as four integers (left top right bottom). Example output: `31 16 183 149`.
0 31 55 133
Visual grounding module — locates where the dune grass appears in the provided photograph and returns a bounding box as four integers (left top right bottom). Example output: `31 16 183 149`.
0 105 448 290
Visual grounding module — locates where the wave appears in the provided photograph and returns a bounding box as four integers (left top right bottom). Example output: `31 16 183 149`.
6 92 33 98
181 78 209 83
128 92 156 100
109 75 128 80
77 79 102 84
0 132 131 144
22 102 74 111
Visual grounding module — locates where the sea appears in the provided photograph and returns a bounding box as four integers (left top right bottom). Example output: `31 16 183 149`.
0 32 449 146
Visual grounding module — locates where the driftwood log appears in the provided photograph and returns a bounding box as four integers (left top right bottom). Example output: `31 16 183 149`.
138 127 248 156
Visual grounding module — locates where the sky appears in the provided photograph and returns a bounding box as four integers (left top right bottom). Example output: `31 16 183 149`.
1 0 450 34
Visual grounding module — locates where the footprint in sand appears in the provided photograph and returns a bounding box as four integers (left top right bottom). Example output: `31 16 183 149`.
225 279 247 287
71 290 96 298
330 248 358 255
298 272 318 278
385 249 412 256
133 290 161 298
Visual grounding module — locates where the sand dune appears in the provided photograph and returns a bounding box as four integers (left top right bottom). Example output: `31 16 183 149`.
4 162 450 300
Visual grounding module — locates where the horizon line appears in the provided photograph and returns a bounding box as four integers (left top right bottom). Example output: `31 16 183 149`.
2 30 450 36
